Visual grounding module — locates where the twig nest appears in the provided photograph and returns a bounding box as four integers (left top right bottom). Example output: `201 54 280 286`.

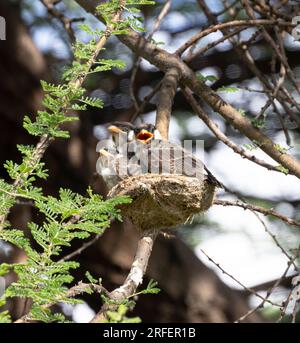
108 174 216 231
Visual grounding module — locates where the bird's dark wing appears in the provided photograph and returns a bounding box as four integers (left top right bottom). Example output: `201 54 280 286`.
137 140 221 187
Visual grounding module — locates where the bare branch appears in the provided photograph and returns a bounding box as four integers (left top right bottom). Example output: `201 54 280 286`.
175 19 293 56
40 0 84 43
182 87 280 173
199 248 281 308
185 27 245 62
130 80 162 122
59 233 102 262
236 252 298 322
156 68 180 139
90 230 158 322
213 199 300 228
129 0 172 114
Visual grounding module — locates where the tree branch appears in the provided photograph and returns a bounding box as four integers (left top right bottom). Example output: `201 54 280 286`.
90 230 158 322
129 0 172 114
156 68 180 139
213 199 300 228
40 0 84 43
175 19 293 56
59 233 102 262
182 87 280 173
199 248 281 308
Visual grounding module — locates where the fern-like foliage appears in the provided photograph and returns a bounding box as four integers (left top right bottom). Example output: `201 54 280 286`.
0 189 130 322
0 0 156 323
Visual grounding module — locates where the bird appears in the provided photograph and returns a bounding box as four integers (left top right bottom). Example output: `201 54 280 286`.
106 121 135 150
97 122 142 189
97 148 125 190
99 121 222 188
133 123 222 188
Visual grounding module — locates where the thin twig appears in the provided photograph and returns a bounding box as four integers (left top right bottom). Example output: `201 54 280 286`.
236 251 298 322
130 80 162 122
199 248 281 308
59 233 102 262
185 27 244 62
213 199 300 228
254 210 297 270
182 87 281 174
175 19 293 56
40 0 84 43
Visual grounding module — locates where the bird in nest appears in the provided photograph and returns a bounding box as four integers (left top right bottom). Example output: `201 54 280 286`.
97 121 222 190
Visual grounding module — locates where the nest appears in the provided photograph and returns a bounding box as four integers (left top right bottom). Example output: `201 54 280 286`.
108 174 216 231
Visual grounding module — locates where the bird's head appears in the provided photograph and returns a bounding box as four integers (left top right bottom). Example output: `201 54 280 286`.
107 121 162 146
134 123 161 144
107 121 135 145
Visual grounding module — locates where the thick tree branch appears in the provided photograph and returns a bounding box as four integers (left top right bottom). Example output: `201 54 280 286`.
156 68 180 140
130 0 172 113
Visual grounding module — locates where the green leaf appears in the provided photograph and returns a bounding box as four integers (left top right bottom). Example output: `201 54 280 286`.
0 263 10 276
140 279 160 295
238 108 246 116
71 103 87 111
251 117 265 129
217 86 239 93
85 271 98 284
197 73 218 83
276 165 289 175
79 97 104 109
78 24 95 36
0 229 31 251
0 312 11 323
274 143 288 153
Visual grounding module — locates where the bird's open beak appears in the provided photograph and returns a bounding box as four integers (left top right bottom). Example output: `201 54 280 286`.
99 149 114 157
108 125 125 135
136 129 154 143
